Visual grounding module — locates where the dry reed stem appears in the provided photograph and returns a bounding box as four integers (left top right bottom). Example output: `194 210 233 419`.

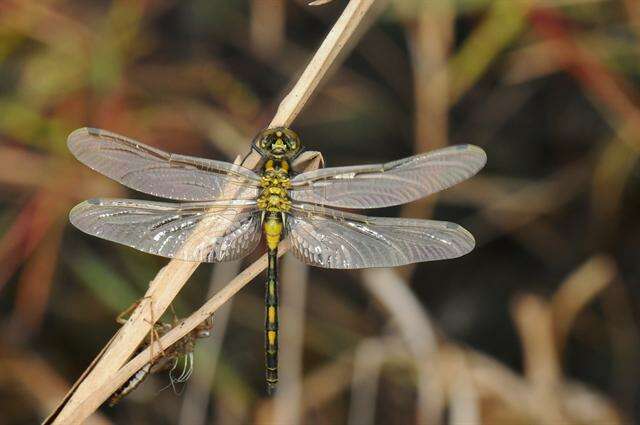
177 260 241 425
9 223 62 341
551 255 616 354
511 295 566 424
49 261 200 424
62 243 291 424
513 296 562 386
409 2 452 154
301 349 355 411
297 335 413 415
250 0 285 59
308 0 336 6
346 338 387 425
269 0 379 128
296 335 622 424
437 346 480 425
48 1 380 423
461 342 623 424
361 268 444 424
289 272 624 423
401 1 453 257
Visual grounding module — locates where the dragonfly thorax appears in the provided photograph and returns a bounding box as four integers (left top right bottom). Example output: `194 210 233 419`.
258 159 292 213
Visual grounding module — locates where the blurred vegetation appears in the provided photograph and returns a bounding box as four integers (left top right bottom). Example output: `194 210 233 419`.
0 0 639 424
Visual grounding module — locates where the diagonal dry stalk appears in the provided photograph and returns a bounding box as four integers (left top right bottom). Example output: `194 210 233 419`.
46 0 381 423
177 260 241 425
361 268 444 423
59 243 291 424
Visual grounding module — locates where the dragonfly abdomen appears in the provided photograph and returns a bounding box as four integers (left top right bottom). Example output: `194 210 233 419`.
263 212 282 394
109 363 152 406
265 248 279 395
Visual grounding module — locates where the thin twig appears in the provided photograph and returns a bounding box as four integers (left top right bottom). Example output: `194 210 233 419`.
47 1 381 423
361 268 444 424
61 243 291 424
444 349 480 425
269 0 380 128
177 260 241 425
346 338 386 425
402 1 453 267
551 255 616 354
511 295 566 424
250 0 285 59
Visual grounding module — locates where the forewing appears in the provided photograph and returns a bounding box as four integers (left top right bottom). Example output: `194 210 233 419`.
68 127 261 201
69 199 261 262
290 144 486 208
287 204 475 269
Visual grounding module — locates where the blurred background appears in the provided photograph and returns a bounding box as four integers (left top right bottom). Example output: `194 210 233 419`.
0 0 639 423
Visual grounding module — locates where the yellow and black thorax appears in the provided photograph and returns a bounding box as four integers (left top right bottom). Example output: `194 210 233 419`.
257 158 291 251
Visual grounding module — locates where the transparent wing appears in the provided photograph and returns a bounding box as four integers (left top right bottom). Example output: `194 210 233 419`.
290 144 486 209
68 127 261 201
287 203 475 269
69 199 261 262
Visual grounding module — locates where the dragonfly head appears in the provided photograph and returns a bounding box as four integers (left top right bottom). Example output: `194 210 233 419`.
253 127 302 159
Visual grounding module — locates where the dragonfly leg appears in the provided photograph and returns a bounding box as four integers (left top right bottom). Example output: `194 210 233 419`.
168 303 179 326
135 297 166 360
115 297 165 358
115 299 143 325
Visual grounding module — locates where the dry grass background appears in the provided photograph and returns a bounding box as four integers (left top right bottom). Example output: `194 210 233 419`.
0 0 639 424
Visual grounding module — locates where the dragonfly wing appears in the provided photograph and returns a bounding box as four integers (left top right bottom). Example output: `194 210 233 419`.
290 144 486 208
68 128 261 201
69 199 261 262
287 204 475 269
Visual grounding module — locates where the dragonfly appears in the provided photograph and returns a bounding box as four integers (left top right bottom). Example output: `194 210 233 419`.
109 305 213 406
67 126 486 395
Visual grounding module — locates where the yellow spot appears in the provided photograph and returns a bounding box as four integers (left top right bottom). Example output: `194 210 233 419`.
264 160 274 171
267 331 276 346
276 131 282 137
264 219 283 250
268 306 276 323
